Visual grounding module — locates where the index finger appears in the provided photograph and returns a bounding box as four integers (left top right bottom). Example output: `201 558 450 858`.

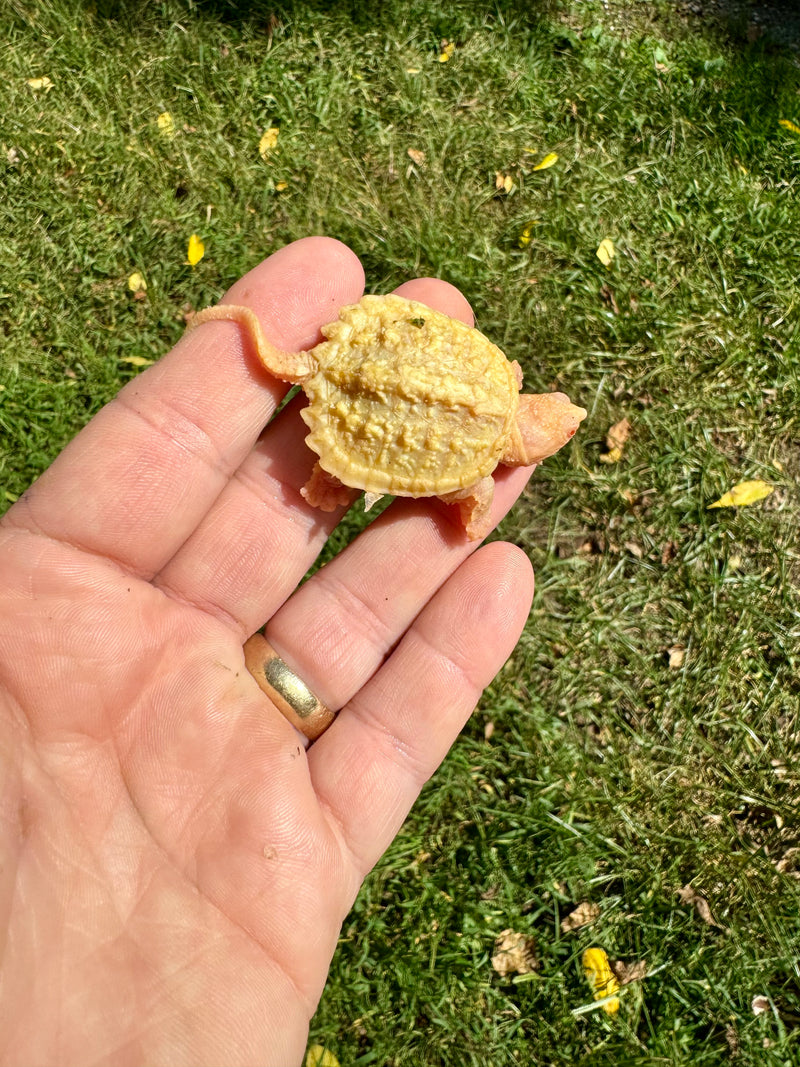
2 237 365 578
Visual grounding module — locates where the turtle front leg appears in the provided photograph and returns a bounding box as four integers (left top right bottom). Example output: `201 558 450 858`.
189 304 316 382
502 392 587 466
440 476 495 541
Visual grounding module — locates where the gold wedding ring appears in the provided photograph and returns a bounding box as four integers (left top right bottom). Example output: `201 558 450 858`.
243 633 336 741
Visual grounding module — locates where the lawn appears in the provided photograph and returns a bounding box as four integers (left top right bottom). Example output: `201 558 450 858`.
2 0 800 1063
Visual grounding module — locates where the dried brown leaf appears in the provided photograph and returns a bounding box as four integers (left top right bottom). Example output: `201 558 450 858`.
676 884 724 928
775 846 800 877
561 901 600 933
491 929 539 976
725 1023 740 1056
752 995 771 1016
600 283 620 315
661 540 678 565
668 646 685 669
607 417 631 450
613 958 648 984
599 417 631 464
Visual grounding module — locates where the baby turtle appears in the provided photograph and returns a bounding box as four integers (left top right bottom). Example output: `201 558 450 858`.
190 294 586 539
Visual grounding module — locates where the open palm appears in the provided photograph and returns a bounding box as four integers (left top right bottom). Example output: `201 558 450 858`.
0 238 534 1066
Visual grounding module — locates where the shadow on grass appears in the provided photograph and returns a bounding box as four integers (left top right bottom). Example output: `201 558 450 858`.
91 0 800 44
11 0 800 54
75 0 569 30
687 0 800 50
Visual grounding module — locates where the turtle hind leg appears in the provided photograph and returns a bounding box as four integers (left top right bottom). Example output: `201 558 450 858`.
301 462 357 511
189 304 315 382
439 476 495 541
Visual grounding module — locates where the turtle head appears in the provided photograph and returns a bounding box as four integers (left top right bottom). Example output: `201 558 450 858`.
503 392 587 466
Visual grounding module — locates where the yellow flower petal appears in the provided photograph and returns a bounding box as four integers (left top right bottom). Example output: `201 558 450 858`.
596 238 616 267
599 446 623 464
438 40 455 62
27 76 53 91
305 1046 339 1067
259 127 279 159
518 224 535 247
127 271 147 293
582 948 620 1014
495 171 514 193
156 111 175 140
779 118 800 135
186 234 205 267
274 180 288 191
119 355 153 366
532 151 558 171
708 480 773 509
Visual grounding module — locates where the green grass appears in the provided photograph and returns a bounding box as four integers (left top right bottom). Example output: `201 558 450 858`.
3 0 800 1062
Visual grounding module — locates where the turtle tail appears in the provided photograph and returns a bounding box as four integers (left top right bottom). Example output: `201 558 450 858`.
188 304 315 382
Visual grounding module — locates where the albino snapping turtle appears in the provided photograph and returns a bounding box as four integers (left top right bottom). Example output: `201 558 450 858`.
190 294 586 539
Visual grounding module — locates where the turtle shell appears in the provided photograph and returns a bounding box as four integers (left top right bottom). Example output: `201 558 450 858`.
300 294 521 497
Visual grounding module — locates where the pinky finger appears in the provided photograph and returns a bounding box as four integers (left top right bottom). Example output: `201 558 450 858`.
307 542 535 882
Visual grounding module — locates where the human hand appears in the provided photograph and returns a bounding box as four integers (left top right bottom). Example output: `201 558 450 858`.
0 237 534 1066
